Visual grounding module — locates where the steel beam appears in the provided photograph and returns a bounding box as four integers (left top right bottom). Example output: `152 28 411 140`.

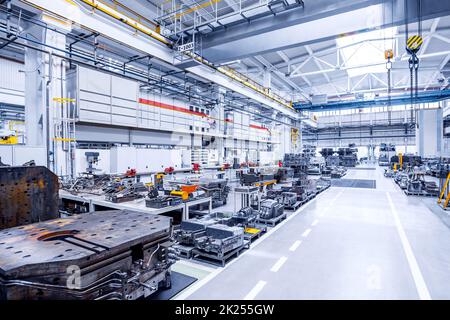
294 89 450 111
200 0 450 63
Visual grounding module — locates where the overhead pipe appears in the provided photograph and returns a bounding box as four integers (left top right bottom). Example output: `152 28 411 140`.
0 9 294 126
78 0 171 46
72 0 294 111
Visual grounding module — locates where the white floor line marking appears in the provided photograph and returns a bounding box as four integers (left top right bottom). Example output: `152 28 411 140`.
243 281 267 300
174 188 336 300
386 192 432 300
311 219 319 226
289 240 302 252
270 256 288 272
301 228 312 238
319 190 344 217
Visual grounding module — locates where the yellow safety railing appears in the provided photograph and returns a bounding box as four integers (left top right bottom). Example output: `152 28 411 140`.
438 172 450 208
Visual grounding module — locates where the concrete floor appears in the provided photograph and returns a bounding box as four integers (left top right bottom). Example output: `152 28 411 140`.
174 166 450 300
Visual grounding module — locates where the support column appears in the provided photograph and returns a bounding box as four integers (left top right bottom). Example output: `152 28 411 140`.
25 16 70 175
25 23 46 147
416 106 443 157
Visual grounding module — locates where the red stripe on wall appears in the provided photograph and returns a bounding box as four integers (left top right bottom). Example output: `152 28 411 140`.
139 98 208 117
250 124 269 131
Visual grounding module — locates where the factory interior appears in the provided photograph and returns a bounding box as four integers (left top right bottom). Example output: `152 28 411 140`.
2 0 450 303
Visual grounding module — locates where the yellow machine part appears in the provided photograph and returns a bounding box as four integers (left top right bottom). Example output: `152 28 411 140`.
255 180 277 187
156 173 165 179
399 153 403 168
171 190 189 201
245 227 261 235
393 163 397 172
0 136 18 144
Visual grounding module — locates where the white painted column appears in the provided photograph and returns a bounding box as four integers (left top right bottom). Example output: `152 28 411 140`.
416 106 443 157
25 15 70 175
24 24 46 147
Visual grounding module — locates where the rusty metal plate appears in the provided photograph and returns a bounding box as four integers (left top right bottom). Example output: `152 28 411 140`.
0 166 59 229
0 210 172 278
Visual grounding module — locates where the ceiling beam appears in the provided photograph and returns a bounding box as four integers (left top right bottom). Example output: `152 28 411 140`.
420 17 440 55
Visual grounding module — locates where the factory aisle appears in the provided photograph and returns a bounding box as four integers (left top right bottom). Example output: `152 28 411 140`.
177 167 450 300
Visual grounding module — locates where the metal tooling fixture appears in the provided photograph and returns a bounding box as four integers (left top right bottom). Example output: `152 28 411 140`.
194 224 244 258
198 178 230 207
0 210 175 300
338 144 358 167
174 219 217 246
283 153 309 177
259 199 285 220
104 181 148 203
0 166 59 230
234 186 261 212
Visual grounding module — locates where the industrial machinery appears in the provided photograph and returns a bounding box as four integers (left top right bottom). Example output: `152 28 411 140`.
167 184 206 201
145 195 183 209
145 185 184 208
234 186 261 212
174 219 217 246
274 167 294 183
227 207 259 228
384 168 395 178
280 172 315 203
391 153 422 171
0 165 59 230
198 178 230 207
379 143 396 166
194 224 245 258
240 173 260 186
320 149 340 167
265 189 283 201
338 144 358 167
330 166 347 179
326 154 341 167
405 166 439 196
307 156 325 175
0 210 175 300
316 178 331 193
62 173 111 195
302 145 317 160
278 192 298 210
283 153 309 177
258 199 286 225
154 172 165 190
85 152 100 174
104 180 148 203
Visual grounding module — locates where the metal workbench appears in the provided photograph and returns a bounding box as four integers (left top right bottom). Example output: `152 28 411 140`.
59 190 211 220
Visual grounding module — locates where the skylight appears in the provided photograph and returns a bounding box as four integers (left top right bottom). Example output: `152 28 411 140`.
336 27 397 78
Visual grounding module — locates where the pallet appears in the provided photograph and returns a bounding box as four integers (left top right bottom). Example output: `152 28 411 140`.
307 193 316 200
191 241 250 267
284 201 302 211
244 228 265 242
403 190 438 197
316 185 331 194
256 212 287 227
